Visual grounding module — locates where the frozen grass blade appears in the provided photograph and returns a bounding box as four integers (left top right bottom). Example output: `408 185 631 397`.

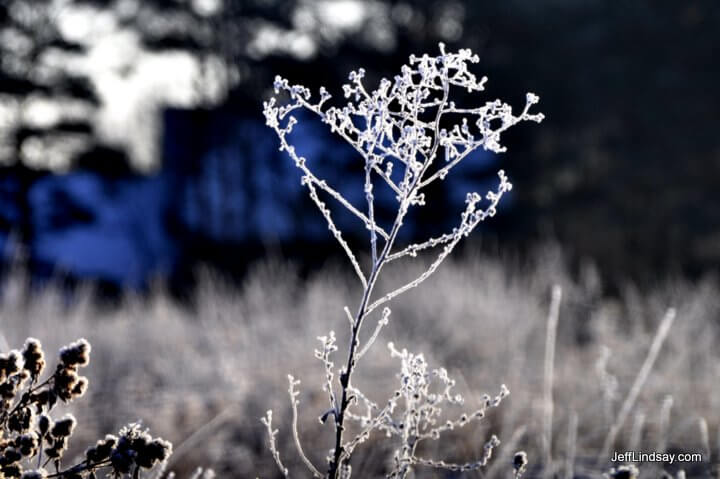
542 285 562 477
564 411 578 479
599 308 676 463
657 395 673 454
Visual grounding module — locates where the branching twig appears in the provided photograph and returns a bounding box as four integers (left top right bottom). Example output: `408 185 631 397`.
263 43 543 478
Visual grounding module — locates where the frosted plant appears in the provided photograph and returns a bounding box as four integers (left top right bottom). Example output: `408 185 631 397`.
263 43 543 478
0 338 172 479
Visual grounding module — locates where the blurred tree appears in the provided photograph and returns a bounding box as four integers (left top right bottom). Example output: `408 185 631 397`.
0 0 476 286
1 0 718 285
0 0 470 171
0 0 97 170
459 0 720 279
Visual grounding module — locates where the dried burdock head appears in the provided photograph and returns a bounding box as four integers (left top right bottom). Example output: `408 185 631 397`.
2 463 22 477
58 339 91 369
0 370 28 403
108 423 173 475
53 366 81 403
110 447 134 475
70 376 88 399
0 338 171 478
44 436 69 459
30 390 56 411
512 451 528 478
0 383 16 401
135 437 173 468
15 434 38 457
36 415 51 436
85 434 118 462
21 339 45 381
2 446 22 464
0 351 21 382
50 414 77 439
8 407 34 434
607 464 639 479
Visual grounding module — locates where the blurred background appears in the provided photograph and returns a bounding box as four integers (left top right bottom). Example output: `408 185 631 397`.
1 2 720 476
0 0 718 292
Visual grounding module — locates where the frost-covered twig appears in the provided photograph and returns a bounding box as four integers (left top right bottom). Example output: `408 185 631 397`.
315 333 339 423
304 178 368 288
407 435 500 473
365 171 513 316
356 307 391 360
261 411 288 477
262 43 543 478
288 376 323 478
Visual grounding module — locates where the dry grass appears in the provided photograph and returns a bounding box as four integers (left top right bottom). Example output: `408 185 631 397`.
0 248 718 477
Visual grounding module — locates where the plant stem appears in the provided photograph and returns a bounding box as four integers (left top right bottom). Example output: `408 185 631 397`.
328 216 404 477
45 459 110 478
328 81 451 478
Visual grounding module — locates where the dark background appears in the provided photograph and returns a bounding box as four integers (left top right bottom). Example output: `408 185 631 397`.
0 0 718 295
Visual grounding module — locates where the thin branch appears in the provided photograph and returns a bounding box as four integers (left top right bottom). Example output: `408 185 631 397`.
385 232 456 263
260 411 288 477
266 105 390 242
315 333 339 420
366 172 511 315
304 179 367 288
356 307 391 359
287 376 323 478
410 435 500 472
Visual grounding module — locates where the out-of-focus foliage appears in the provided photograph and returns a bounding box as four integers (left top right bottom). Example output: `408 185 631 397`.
1 0 718 286
1 252 718 476
458 1 720 278
0 0 465 172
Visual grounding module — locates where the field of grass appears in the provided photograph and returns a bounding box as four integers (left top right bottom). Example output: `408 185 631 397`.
1 247 717 478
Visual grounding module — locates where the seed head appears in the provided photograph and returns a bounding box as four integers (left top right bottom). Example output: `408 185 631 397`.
16 434 38 456
0 382 17 400
609 465 639 479
37 415 51 436
8 407 34 433
50 414 76 438
53 367 79 402
0 351 21 381
513 451 527 468
59 339 91 369
135 437 173 468
21 339 45 380
44 436 68 459
2 464 22 477
3 447 22 464
70 377 88 399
